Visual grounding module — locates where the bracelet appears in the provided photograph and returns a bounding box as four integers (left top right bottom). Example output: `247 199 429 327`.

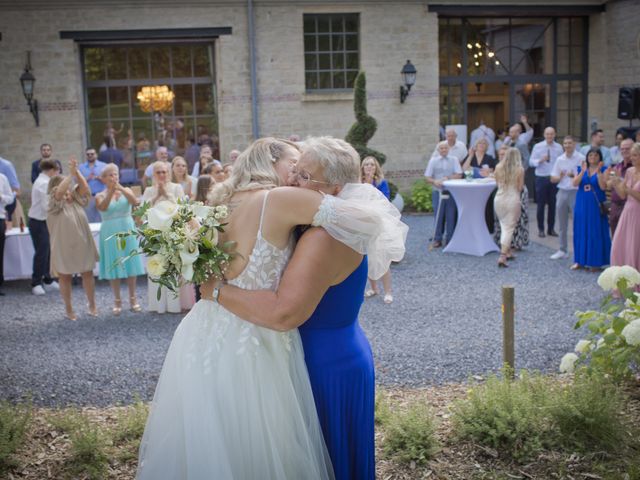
212 285 221 303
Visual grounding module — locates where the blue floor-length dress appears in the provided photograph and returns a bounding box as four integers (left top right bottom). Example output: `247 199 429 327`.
298 257 375 480
573 166 611 267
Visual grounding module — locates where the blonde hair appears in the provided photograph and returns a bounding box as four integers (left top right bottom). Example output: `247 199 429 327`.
151 161 170 174
494 147 523 188
207 137 299 205
47 174 65 194
171 156 189 183
360 156 384 184
631 142 640 157
301 136 360 185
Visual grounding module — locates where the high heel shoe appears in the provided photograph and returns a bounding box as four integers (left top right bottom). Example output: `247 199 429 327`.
87 305 99 317
498 254 508 268
65 310 78 321
130 296 142 313
112 299 122 316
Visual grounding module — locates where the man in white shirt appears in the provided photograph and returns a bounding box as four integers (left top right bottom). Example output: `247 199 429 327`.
0 172 16 295
425 141 463 248
549 136 585 259
530 126 563 237
431 128 468 164
469 122 496 157
28 159 60 295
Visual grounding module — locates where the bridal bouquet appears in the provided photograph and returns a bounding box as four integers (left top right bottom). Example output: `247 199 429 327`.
112 200 233 298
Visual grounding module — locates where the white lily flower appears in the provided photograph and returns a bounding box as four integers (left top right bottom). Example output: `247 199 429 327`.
148 201 179 232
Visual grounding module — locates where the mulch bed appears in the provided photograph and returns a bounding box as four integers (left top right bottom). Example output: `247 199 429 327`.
5 380 639 480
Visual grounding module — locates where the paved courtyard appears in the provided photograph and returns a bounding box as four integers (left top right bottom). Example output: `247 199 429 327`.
0 210 602 407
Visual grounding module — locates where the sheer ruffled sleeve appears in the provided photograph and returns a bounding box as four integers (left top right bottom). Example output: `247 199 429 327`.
312 183 408 280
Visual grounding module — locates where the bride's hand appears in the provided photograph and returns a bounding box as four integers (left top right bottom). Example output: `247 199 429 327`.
200 277 221 301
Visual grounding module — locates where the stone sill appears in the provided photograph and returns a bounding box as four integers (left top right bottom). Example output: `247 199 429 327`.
301 91 354 102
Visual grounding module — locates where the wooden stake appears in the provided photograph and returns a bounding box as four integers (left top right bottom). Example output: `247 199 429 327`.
502 286 515 376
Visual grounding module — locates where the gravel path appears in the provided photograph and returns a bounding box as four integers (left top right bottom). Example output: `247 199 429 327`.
0 213 603 407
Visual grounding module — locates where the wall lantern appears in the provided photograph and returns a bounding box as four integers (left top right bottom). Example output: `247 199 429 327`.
400 60 417 104
19 51 39 127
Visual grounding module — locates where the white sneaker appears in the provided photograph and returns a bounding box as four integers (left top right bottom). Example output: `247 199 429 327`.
32 285 46 295
550 250 568 260
44 281 60 291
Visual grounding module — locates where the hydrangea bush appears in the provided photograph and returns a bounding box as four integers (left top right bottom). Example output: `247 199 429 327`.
560 265 640 380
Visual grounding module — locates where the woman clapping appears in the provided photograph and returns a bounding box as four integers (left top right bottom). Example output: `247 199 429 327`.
96 164 145 315
47 158 99 320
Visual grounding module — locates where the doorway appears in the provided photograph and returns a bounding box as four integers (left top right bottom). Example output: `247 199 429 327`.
466 82 510 137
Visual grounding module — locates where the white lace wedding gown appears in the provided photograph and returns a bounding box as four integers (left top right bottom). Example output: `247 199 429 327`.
137 194 334 479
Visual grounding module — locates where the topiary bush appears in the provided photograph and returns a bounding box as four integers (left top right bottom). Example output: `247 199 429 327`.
345 72 387 165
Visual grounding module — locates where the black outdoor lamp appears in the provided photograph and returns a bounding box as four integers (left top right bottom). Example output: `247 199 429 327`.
399 60 417 103
19 51 39 127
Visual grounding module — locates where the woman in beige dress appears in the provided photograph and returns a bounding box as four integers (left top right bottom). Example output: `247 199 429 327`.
493 147 525 267
141 161 187 313
47 158 100 320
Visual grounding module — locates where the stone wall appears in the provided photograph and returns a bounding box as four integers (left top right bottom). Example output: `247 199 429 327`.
0 0 437 198
588 0 640 143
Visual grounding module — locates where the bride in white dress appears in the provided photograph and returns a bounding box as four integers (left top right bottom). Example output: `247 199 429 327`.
136 137 405 479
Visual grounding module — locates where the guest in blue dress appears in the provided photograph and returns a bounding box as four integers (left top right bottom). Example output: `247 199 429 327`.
361 156 394 304
210 139 410 479
571 148 611 270
96 164 145 314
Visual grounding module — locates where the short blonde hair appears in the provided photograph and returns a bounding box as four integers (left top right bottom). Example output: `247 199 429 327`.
152 160 170 174
100 163 119 179
301 137 360 186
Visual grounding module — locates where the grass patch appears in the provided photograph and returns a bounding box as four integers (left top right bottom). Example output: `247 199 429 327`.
0 401 31 474
381 399 439 465
112 399 148 444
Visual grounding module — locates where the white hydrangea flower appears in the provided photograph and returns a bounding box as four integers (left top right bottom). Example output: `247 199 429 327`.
616 265 640 288
621 319 640 346
597 266 619 291
574 340 591 354
559 353 579 373
596 338 605 350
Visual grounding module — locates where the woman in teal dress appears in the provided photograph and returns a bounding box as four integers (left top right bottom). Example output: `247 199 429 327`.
571 148 611 270
96 164 145 314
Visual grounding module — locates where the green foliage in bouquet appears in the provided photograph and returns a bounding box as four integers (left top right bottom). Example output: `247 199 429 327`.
409 181 433 212
565 266 640 381
345 71 387 165
110 199 234 300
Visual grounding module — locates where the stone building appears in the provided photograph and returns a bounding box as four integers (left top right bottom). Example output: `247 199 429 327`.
0 0 639 193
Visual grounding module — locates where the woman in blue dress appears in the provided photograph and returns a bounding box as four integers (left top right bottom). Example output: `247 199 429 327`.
207 138 408 479
96 164 145 314
361 156 394 303
571 148 611 270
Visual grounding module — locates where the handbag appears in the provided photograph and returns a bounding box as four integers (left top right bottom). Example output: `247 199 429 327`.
591 189 610 217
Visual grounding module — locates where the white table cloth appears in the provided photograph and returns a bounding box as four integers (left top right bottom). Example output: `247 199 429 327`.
4 223 101 281
442 179 499 256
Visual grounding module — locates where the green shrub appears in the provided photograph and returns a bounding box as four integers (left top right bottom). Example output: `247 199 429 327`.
67 415 110 480
452 370 553 462
410 181 433 212
453 369 637 463
49 410 110 480
382 401 439 465
387 181 398 202
112 399 148 444
0 401 31 474
374 391 392 426
550 372 630 454
569 266 640 381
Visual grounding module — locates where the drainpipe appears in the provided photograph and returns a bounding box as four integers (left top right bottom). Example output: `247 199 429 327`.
248 0 260 138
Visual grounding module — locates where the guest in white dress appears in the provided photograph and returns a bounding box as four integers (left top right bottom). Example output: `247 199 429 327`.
141 161 185 313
